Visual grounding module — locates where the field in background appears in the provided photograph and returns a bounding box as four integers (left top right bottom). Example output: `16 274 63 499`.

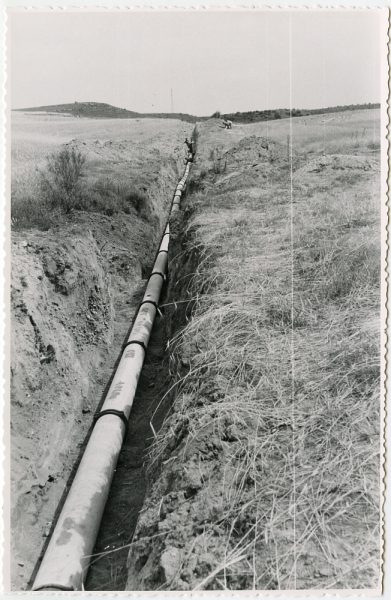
197 108 380 158
127 109 381 590
11 112 191 178
11 109 379 215
11 112 191 229
16 100 379 125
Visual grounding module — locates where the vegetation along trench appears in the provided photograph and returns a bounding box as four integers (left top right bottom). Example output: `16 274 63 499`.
11 107 381 592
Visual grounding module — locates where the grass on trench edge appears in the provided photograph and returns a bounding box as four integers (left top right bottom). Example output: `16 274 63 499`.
142 146 380 590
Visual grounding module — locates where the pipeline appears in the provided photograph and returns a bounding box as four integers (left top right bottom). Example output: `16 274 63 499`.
31 158 193 591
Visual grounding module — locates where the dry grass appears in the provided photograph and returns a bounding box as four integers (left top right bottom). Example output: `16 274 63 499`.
11 112 192 231
145 115 381 590
11 158 150 230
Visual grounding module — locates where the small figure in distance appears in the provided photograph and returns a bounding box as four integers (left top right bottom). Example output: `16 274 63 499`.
221 119 232 129
185 138 194 154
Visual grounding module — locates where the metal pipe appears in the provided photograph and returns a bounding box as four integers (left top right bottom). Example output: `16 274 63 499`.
32 160 192 591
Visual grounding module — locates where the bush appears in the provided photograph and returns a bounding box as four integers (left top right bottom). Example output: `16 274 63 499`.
12 146 152 230
79 177 149 217
40 147 86 213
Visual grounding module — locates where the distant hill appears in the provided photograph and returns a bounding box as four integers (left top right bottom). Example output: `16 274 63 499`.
15 101 199 123
220 103 380 123
15 101 380 124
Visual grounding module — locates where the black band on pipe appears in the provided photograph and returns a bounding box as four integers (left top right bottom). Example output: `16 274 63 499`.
122 339 147 352
140 299 159 309
150 271 165 280
94 409 128 428
162 232 170 238
158 249 169 255
33 585 76 592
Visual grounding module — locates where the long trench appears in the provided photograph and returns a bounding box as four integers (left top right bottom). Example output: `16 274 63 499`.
30 156 193 591
85 297 171 591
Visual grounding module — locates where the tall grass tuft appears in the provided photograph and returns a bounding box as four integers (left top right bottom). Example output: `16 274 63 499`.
40 147 86 213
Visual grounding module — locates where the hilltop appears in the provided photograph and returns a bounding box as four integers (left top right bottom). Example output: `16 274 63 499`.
15 101 380 124
15 101 199 123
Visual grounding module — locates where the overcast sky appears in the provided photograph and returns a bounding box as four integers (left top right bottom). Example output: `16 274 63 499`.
9 10 383 115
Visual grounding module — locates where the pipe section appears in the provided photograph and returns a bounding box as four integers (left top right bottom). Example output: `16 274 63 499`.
32 158 192 591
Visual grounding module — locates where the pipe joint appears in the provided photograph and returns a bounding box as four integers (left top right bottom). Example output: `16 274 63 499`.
94 409 128 428
122 339 147 352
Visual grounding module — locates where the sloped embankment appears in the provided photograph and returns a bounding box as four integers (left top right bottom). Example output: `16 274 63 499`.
126 119 381 591
11 125 190 590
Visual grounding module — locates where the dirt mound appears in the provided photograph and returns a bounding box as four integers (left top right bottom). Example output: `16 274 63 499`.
11 227 112 583
11 211 153 588
126 420 240 591
224 135 286 165
189 127 291 196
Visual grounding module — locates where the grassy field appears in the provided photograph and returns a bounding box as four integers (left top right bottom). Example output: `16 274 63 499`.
11 112 191 177
11 112 191 229
127 109 382 590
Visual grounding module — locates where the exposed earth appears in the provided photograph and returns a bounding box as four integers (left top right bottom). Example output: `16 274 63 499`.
10 113 192 589
10 108 381 591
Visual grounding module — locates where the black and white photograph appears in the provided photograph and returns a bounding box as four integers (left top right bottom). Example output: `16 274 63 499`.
2 3 388 593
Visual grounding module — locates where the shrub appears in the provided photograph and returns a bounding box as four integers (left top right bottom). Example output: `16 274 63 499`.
40 147 86 213
79 177 149 217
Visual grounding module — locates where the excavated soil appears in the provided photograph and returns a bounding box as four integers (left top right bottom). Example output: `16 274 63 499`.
10 115 192 590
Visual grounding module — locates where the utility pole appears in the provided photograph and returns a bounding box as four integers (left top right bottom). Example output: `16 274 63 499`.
170 88 174 113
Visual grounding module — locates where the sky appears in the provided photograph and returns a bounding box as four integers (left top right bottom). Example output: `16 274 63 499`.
9 9 383 115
